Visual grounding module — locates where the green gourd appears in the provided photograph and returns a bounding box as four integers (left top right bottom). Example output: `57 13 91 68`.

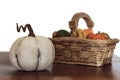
56 29 70 37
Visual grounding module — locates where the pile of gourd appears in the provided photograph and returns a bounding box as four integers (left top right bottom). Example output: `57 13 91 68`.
9 23 110 72
52 28 110 40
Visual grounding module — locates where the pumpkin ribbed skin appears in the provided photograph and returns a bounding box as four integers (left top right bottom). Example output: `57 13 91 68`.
83 29 93 38
87 33 95 39
100 32 110 39
9 36 55 71
95 32 110 40
87 32 110 40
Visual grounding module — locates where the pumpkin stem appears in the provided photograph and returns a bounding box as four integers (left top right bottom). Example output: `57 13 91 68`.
16 23 35 37
98 31 100 34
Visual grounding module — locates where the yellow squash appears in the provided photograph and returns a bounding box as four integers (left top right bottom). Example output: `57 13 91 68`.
76 28 86 39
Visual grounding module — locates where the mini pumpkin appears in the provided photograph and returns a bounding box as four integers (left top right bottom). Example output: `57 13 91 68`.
95 31 110 40
83 29 93 38
9 23 55 72
87 31 110 40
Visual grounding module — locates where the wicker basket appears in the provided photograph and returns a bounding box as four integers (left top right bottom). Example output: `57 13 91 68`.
50 12 119 67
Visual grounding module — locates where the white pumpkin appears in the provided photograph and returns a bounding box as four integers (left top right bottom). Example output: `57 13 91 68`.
9 24 55 71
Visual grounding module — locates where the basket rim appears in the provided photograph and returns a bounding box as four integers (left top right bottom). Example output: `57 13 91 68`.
50 37 119 46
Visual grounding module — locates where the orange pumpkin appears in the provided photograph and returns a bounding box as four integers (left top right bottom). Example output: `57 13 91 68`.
87 33 95 39
95 31 110 40
87 31 110 40
83 29 93 38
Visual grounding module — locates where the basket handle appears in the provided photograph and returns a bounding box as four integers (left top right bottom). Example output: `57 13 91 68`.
69 12 94 37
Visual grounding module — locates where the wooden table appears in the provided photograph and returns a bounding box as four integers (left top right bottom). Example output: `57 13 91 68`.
0 52 120 80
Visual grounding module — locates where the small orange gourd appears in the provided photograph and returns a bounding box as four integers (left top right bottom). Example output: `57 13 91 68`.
95 31 110 40
87 31 110 40
83 29 93 38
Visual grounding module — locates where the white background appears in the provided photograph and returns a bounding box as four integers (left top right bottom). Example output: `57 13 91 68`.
0 0 120 56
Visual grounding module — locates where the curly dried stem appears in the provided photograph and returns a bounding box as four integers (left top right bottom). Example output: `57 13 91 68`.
16 23 35 37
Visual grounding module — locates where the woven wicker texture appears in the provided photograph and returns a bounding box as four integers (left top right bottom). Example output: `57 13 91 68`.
50 12 119 66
